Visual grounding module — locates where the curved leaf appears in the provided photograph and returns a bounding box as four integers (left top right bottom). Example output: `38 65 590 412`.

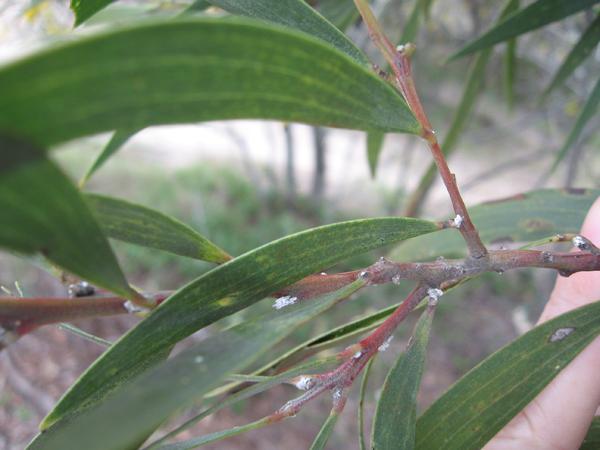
0 135 135 298
451 0 600 60
358 357 375 450
416 300 600 449
86 193 231 263
185 0 211 14
399 0 427 44
393 188 600 261
30 280 365 450
0 19 419 148
547 77 600 175
372 305 435 450
155 418 270 450
543 13 600 98
41 217 438 429
70 0 115 25
80 129 139 186
502 0 519 109
317 0 360 32
206 0 367 63
367 132 385 178
310 410 341 450
147 357 340 448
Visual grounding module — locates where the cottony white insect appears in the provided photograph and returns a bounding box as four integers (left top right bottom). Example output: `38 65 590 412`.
572 235 587 249
392 274 401 285
452 214 464 228
332 388 343 401
427 288 444 305
294 376 314 391
378 335 394 352
123 300 146 314
272 295 298 310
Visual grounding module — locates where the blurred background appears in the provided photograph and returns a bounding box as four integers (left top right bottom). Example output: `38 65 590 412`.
0 0 598 448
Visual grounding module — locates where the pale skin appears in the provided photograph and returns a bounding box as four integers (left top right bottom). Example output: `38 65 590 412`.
486 197 600 450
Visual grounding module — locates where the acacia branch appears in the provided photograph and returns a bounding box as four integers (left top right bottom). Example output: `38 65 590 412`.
354 1 487 259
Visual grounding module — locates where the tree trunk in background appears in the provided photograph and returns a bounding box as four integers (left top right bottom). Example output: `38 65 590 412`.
284 124 297 204
312 126 326 199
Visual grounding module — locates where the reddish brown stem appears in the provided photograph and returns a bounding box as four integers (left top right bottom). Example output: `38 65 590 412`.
353 0 487 258
0 291 171 338
392 49 487 259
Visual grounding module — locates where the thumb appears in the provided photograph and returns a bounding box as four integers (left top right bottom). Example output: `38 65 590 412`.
540 196 600 323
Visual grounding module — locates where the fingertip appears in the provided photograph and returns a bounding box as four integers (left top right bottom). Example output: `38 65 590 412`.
580 196 600 245
540 196 600 323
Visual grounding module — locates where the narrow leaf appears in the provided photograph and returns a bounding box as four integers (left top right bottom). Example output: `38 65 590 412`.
0 19 419 148
502 0 519 109
156 418 271 450
317 0 360 31
544 13 600 98
30 280 365 450
41 217 438 429
310 410 341 450
0 135 135 298
399 0 427 44
372 305 435 450
86 193 231 263
70 0 115 25
185 0 211 13
416 300 600 449
148 356 340 448
58 323 112 347
359 357 376 450
367 132 385 178
206 0 367 63
582 417 600 450
393 188 600 261
547 76 600 175
264 302 401 374
451 0 600 60
80 129 138 187
422 0 435 20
